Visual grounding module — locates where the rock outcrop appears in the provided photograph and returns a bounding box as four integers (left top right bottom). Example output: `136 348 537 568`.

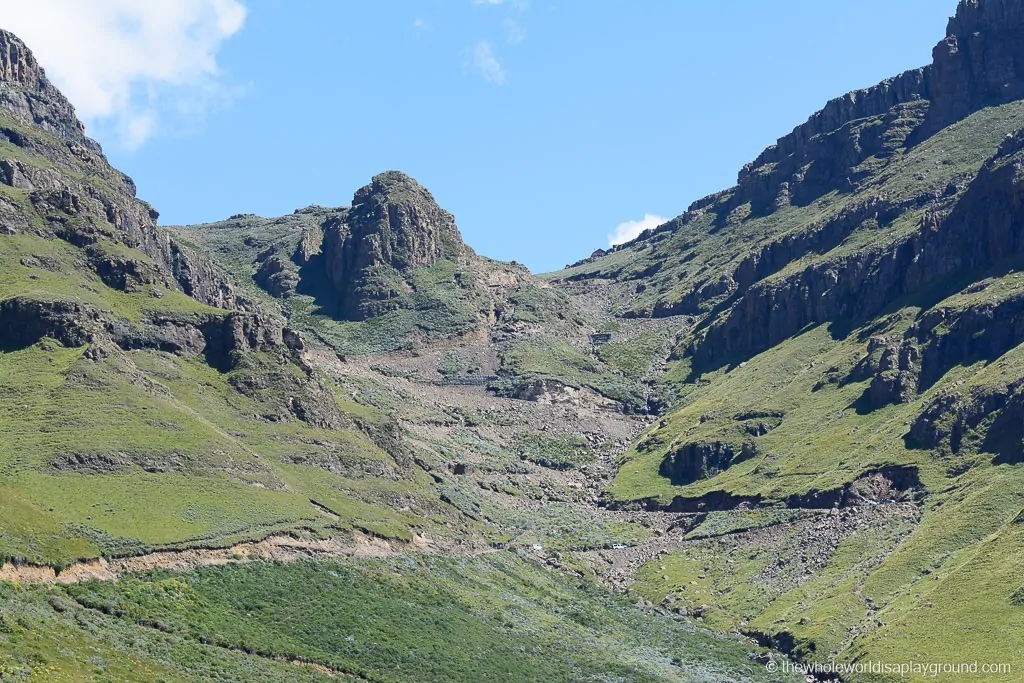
689 128 1024 370
0 29 92 147
0 297 103 349
743 69 932 180
658 440 757 486
925 0 1024 132
0 29 241 311
322 171 469 319
906 379 1023 455
731 0 1024 214
848 336 922 411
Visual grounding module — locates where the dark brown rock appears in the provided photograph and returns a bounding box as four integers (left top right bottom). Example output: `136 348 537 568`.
659 440 758 486
0 297 102 349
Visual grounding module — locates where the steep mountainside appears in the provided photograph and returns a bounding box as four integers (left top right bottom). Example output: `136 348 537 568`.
323 170 469 320
0 27 468 565
543 0 1024 677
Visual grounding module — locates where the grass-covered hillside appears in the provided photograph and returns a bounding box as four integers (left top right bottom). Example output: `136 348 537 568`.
538 1 1024 678
0 26 802 683
0 30 468 566
8 1 1024 680
0 554 798 682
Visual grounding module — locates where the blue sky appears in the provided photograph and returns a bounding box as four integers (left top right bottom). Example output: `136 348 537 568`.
5 1 954 273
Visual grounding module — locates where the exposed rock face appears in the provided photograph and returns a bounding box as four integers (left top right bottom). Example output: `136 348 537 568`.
142 233 241 310
658 440 757 486
0 29 92 147
925 0 1024 131
907 287 1024 393
907 379 1023 455
201 312 298 369
720 0 1024 218
254 251 298 298
294 222 325 266
690 129 1024 370
0 298 103 349
750 68 932 173
112 311 343 429
0 30 240 311
249 217 329 298
322 171 468 319
849 336 922 411
845 280 1024 417
0 22 335 437
584 1 1024 330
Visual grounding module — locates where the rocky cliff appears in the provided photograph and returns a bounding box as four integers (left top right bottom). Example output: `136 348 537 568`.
322 170 470 320
0 29 240 310
689 121 1024 371
0 29 91 147
0 29 362 436
926 0 1024 130
558 0 1024 365
735 0 1024 214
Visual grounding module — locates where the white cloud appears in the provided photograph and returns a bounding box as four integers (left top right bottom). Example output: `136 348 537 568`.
608 214 668 247
474 0 528 43
504 17 526 45
0 0 247 150
469 41 506 85
412 18 434 33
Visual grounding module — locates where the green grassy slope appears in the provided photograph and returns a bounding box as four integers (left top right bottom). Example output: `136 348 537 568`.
174 205 586 357
0 90 468 564
0 553 797 683
0 334 463 567
585 96 1024 683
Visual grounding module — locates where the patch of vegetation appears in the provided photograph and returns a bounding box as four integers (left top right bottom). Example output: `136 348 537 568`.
0 338 456 565
0 487 99 570
59 554 794 682
441 479 648 551
437 349 483 378
0 580 332 681
496 337 649 412
684 508 820 540
611 300 1024 678
598 331 672 379
513 432 595 470
0 233 221 323
501 282 584 327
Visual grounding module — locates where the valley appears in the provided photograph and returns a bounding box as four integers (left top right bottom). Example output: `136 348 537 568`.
3 1 1024 680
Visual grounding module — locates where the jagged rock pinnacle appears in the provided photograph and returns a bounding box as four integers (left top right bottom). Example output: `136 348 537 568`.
0 28 91 145
0 29 44 86
322 171 468 320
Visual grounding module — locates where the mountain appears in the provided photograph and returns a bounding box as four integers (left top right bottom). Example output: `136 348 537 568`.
173 169 586 357
3 0 1024 680
322 170 470 320
0 26 789 683
548 0 1024 672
